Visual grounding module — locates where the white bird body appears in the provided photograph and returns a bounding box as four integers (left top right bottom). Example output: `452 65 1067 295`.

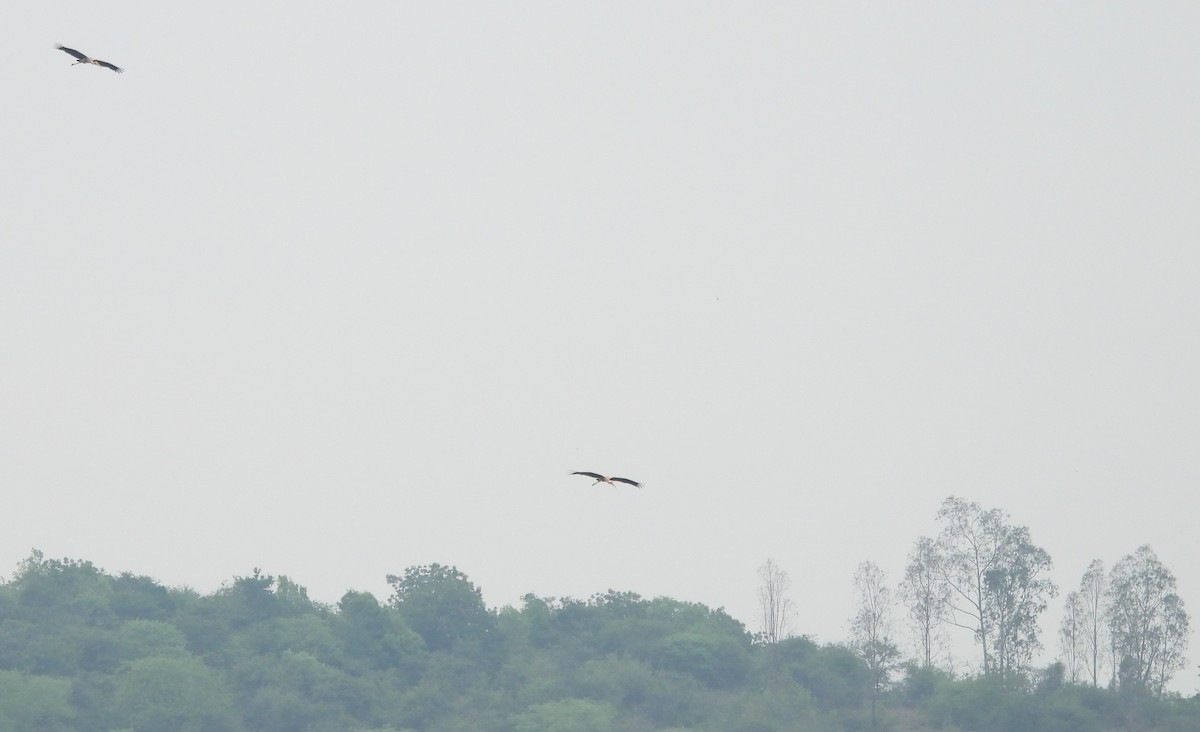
571 471 643 489
56 45 123 73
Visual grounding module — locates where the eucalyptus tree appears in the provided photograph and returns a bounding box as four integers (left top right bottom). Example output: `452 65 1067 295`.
1107 545 1189 695
1078 559 1109 687
932 496 1056 676
850 561 900 729
898 537 949 668
983 524 1056 675
1058 591 1085 683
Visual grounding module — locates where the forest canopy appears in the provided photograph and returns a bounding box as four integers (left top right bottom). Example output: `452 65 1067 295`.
0 540 1195 732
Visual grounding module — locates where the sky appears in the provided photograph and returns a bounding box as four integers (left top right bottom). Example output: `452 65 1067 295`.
2 2 1199 692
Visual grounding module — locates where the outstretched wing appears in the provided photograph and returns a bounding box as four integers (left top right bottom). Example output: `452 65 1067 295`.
611 477 642 488
571 471 605 481
57 45 88 61
96 60 123 73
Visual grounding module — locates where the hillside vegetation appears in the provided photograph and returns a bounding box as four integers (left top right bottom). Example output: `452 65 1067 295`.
0 551 1196 732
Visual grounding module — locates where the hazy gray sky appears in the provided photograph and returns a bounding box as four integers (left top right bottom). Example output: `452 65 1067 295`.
4 2 1198 690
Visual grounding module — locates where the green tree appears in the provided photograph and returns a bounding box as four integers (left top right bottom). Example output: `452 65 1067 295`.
0 669 75 732
113 655 239 732
656 630 752 687
386 564 495 653
570 654 708 727
10 550 116 628
171 587 236 659
762 636 869 711
391 653 492 730
511 698 617 732
241 614 344 665
220 569 289 627
111 571 176 620
115 618 189 661
241 650 358 732
720 685 823 732
897 660 952 706
336 591 426 676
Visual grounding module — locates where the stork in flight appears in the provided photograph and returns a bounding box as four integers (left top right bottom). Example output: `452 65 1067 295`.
56 45 123 73
571 471 643 489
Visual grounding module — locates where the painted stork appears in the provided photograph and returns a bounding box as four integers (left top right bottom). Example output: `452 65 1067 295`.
56 45 123 73
571 471 643 488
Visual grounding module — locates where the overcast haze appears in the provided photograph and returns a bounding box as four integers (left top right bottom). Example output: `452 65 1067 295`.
3 2 1198 691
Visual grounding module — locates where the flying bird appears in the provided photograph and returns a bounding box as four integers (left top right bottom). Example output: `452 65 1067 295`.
56 45 123 73
571 471 643 488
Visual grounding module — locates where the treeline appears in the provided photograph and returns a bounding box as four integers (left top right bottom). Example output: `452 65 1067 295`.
836 495 1199 732
0 548 1196 732
882 497 1191 693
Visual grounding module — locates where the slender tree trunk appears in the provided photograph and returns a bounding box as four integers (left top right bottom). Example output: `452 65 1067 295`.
871 685 877 730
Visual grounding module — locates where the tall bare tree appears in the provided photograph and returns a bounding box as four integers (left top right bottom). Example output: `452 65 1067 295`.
1078 559 1109 687
898 536 949 668
757 558 794 644
1107 545 1189 696
851 561 900 730
1059 591 1085 683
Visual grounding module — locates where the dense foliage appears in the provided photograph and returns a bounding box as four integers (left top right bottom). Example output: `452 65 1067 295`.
0 550 1196 732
